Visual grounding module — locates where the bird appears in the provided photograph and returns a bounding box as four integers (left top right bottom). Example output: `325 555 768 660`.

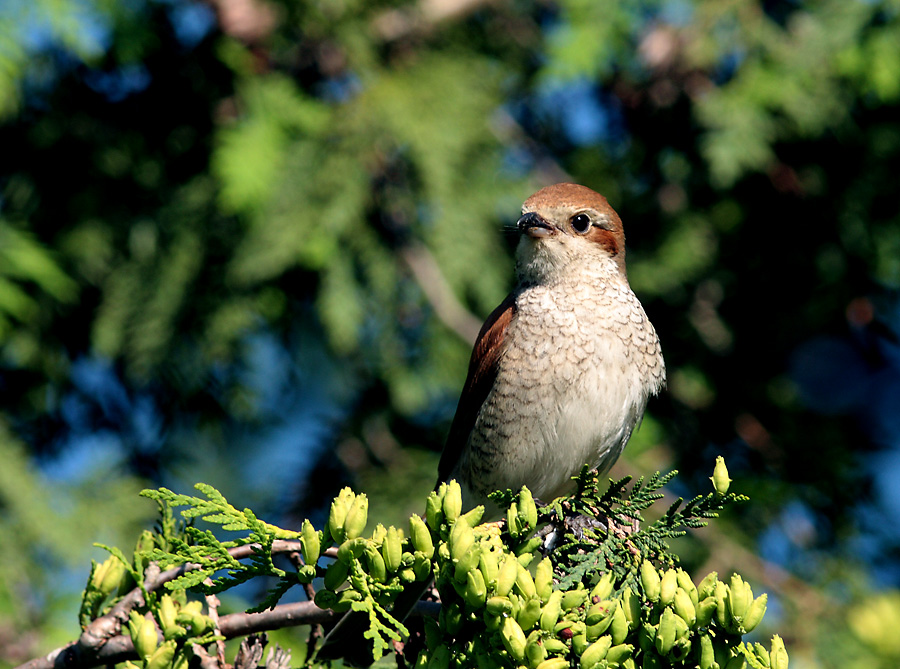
318 183 664 665
438 182 665 513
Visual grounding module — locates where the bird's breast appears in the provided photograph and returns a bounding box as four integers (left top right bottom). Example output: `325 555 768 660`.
458 277 663 508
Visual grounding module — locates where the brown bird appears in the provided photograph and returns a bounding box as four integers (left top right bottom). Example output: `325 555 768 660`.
438 183 665 512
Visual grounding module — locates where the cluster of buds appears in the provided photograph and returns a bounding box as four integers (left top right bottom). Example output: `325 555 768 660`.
123 594 215 669
312 487 436 615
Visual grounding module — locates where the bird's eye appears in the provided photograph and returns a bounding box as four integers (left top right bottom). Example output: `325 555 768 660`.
570 213 591 234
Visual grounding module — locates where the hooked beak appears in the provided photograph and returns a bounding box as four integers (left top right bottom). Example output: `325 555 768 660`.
517 212 555 239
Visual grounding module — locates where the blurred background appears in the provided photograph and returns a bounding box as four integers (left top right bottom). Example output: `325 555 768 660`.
2 0 900 666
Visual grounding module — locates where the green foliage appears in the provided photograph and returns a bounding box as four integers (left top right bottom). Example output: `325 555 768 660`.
74 460 786 669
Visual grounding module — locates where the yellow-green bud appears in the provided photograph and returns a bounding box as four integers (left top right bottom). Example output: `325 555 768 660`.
561 587 588 611
517 597 543 632
365 544 387 582
699 635 716 669
640 561 660 602
507 502 521 539
409 514 434 559
486 596 514 616
518 487 539 530
537 659 569 669
727 574 752 622
676 569 699 606
770 635 789 669
698 571 719 599
413 551 432 581
501 616 528 662
543 638 568 655
449 519 475 561
460 505 485 528
463 569 488 607
541 590 564 631
343 494 368 541
610 599 629 644
606 643 633 666
443 480 463 524
711 456 731 496
515 561 538 600
591 571 615 602
585 600 617 628
300 519 321 566
426 490 444 530
146 640 177 669
382 525 404 573
327 488 354 544
753 642 771 667
660 569 678 605
525 630 547 668
579 636 612 669
454 544 482 583
129 611 159 660
535 557 554 602
741 593 768 633
479 546 500 587
496 555 519 597
696 596 717 628
673 588 697 627
622 587 641 630
654 608 677 656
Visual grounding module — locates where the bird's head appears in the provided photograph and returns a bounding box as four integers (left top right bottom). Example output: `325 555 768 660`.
515 183 627 284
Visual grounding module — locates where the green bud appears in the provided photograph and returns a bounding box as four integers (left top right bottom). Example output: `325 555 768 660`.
769 635 789 669
741 593 768 634
501 616 528 662
507 502 521 539
698 571 719 600
337 537 368 564
496 555 519 597
300 519 320 566
724 656 746 669
517 597 543 632
699 635 716 669
323 559 349 591
660 569 678 605
314 589 338 609
518 487 539 530
158 595 184 640
382 525 404 573
413 551 433 581
449 519 475 561
676 569 699 606
696 596 717 628
753 642 771 668
443 480 463 524
562 587 588 611
537 659 569 669
331 588 364 613
463 568 488 608
515 561 538 600
129 610 159 660
727 574 752 623
460 505 485 528
479 546 500 587
454 544 482 583
534 558 554 603
585 600 617 628
579 636 612 669
440 601 465 636
610 599 629 645
541 590 564 631
426 490 444 530
525 630 547 668
673 588 697 627
409 514 435 559
543 638 568 655
365 544 387 582
572 632 589 657
605 643 633 666
343 493 369 540
714 581 729 628
640 561 660 602
146 640 177 669
711 456 731 496
654 608 677 656
622 587 641 630
486 596 514 616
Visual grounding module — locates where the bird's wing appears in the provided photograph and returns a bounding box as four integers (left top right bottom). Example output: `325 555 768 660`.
438 293 517 484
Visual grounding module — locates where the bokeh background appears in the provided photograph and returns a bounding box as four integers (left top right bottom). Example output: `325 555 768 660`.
2 0 900 666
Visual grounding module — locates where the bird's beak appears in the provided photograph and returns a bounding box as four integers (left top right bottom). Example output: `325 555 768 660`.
517 212 555 238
